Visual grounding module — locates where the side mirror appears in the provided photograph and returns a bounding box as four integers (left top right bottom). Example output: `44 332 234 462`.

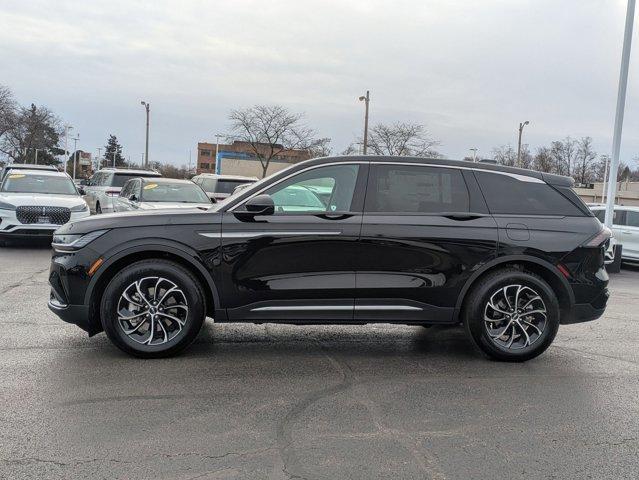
129 194 138 202
238 194 275 217
77 186 86 195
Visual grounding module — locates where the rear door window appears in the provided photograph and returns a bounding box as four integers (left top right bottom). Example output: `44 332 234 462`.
474 171 584 216
365 164 469 214
625 211 639 228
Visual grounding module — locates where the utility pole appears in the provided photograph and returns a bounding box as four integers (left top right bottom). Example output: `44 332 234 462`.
605 0 635 227
71 134 80 180
601 156 610 202
112 152 116 168
517 121 530 167
469 148 478 162
97 147 102 172
358 90 370 154
140 101 150 168
34 149 40 165
64 125 73 174
214 133 225 174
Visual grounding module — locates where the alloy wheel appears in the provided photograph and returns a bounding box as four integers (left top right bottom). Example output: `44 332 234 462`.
483 284 547 350
117 276 189 346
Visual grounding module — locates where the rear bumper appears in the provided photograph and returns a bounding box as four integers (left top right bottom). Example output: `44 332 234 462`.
562 288 609 324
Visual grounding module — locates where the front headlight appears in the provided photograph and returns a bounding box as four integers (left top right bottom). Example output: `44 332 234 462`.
70 202 89 212
0 200 16 211
52 229 108 250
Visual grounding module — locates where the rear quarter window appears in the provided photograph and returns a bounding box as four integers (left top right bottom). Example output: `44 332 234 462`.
475 171 585 216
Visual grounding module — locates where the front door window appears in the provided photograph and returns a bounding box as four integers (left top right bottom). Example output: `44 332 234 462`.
264 164 360 214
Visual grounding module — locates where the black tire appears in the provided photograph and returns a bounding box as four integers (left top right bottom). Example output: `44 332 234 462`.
100 259 206 358
463 269 560 362
606 244 622 274
96 203 102 214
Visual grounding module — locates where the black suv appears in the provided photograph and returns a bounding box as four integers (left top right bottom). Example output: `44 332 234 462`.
48 156 610 361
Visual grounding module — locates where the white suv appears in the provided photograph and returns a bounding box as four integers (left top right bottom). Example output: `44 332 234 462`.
0 169 89 243
83 168 162 214
591 205 639 262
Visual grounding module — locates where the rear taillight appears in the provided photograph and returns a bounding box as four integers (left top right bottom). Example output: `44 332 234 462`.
584 226 612 247
105 190 120 197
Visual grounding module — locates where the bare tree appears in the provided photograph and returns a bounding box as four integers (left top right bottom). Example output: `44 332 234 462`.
229 105 320 178
307 137 332 159
367 122 441 157
533 146 555 173
0 103 63 165
550 137 576 177
0 85 17 163
491 145 518 166
573 137 598 184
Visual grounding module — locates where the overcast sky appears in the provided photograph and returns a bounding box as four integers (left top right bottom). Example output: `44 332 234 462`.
2 0 639 167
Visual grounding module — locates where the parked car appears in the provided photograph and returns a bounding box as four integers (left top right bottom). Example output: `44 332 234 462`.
590 205 639 262
113 178 212 212
0 169 89 243
192 173 257 203
82 168 162 214
48 156 610 361
0 163 58 181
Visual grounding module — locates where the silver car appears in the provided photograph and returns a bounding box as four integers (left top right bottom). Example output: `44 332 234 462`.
591 205 639 262
83 168 162 214
191 173 257 203
113 177 212 212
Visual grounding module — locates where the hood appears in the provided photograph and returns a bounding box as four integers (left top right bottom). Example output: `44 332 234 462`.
0 192 86 209
138 202 214 210
55 205 222 235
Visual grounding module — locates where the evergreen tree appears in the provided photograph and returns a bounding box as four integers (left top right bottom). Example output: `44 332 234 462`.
103 134 126 167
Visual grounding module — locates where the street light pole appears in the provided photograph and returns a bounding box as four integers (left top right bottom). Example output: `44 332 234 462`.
64 125 73 175
214 133 224 174
469 148 478 162
34 149 40 165
517 121 530 167
358 91 370 154
141 101 150 168
96 147 102 172
71 135 80 181
605 0 635 227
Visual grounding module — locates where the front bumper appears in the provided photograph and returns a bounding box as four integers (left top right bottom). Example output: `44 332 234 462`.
0 210 90 237
48 295 92 333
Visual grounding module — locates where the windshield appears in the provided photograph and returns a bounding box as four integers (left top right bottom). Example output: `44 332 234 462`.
1 174 77 195
112 173 160 187
140 182 210 203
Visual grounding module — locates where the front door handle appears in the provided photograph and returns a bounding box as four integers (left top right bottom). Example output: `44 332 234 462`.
315 213 354 220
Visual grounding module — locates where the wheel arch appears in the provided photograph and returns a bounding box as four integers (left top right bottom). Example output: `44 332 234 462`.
454 255 575 322
85 242 221 335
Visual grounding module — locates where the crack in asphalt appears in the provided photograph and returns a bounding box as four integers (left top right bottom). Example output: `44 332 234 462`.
0 267 49 295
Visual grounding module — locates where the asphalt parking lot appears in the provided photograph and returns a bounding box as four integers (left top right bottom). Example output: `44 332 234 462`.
0 242 638 480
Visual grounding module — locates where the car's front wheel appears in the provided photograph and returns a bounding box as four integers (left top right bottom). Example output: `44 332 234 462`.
464 269 560 362
100 259 206 358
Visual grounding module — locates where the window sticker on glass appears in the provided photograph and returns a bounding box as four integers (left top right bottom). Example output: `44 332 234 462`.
143 183 158 190
8 174 25 179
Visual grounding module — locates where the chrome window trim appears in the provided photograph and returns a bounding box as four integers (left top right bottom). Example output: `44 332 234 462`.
227 160 546 213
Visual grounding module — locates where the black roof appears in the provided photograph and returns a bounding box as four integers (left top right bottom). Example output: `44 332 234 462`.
302 155 574 187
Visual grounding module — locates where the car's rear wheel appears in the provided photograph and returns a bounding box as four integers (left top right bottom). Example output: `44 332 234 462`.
100 259 206 358
96 203 102 214
464 269 560 362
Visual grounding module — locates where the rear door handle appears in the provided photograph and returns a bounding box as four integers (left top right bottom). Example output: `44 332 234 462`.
442 212 484 221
